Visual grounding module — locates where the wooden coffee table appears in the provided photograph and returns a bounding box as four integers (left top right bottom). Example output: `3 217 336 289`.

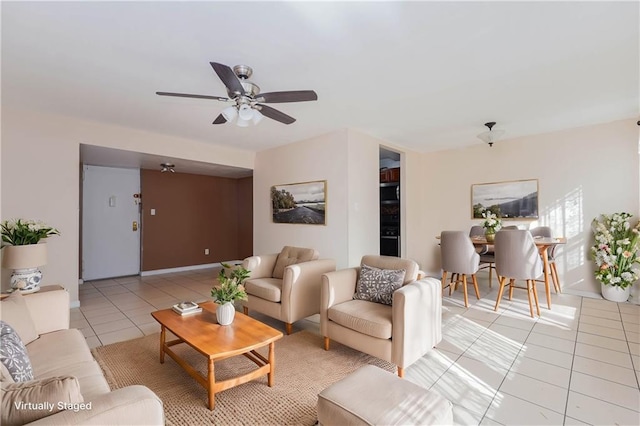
151 301 283 410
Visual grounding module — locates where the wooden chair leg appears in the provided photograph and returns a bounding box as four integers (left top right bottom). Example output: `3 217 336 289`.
397 367 404 378
243 306 249 315
526 280 535 318
285 323 293 335
532 280 541 316
494 276 507 311
323 337 330 351
462 274 469 307
441 271 448 297
488 264 493 288
471 274 480 299
508 279 515 300
550 263 561 293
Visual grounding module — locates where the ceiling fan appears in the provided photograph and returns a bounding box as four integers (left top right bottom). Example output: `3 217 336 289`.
156 62 318 126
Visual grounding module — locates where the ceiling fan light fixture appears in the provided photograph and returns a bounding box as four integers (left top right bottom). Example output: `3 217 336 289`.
236 116 251 127
238 104 253 121
221 105 238 122
252 109 264 125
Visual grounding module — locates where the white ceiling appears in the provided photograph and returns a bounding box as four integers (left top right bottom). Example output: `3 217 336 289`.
2 1 638 159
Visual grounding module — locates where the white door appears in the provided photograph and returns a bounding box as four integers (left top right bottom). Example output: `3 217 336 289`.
82 165 141 280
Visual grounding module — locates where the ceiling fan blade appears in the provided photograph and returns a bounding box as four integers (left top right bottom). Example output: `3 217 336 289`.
257 104 296 125
210 62 245 96
156 92 228 102
256 90 318 103
213 114 227 124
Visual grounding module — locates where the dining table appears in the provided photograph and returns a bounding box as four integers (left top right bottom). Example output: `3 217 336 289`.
469 235 567 309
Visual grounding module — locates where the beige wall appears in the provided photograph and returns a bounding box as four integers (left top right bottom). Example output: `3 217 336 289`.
253 130 350 267
1 108 254 304
346 130 381 266
410 119 639 295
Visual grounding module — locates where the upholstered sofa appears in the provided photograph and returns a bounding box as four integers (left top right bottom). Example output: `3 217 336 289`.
0 287 164 425
320 255 442 377
242 246 336 334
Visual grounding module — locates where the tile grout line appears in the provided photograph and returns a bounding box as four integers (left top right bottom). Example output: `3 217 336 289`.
562 294 583 424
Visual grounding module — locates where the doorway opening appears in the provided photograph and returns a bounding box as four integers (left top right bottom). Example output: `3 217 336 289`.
379 147 401 257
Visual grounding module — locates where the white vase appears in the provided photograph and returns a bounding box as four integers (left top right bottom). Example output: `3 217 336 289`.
601 283 630 303
3 244 48 294
216 302 236 325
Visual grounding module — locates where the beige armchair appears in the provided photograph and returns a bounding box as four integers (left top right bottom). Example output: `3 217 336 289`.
320 255 442 377
242 246 336 335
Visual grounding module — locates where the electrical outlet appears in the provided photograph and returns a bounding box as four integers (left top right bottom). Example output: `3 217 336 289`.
204 248 209 255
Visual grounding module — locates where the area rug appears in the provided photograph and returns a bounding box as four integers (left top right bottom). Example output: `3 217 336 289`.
92 330 394 425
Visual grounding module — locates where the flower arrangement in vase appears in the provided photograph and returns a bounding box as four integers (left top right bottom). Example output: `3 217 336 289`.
211 263 250 325
1 219 60 293
481 210 502 242
591 212 640 302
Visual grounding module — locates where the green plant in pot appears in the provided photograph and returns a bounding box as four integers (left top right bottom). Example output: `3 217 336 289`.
1 219 60 293
591 212 640 302
211 263 250 325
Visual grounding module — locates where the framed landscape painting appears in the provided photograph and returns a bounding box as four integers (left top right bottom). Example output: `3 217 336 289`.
471 179 539 219
271 180 327 225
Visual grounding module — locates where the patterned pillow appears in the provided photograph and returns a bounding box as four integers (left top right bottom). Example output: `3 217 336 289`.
0 321 34 382
353 264 406 305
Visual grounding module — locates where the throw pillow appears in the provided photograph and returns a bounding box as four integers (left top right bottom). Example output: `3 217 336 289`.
0 292 39 344
353 264 406 305
0 321 34 382
272 246 317 279
1 376 83 425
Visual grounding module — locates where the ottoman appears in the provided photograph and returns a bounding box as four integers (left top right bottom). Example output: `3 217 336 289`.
317 365 453 425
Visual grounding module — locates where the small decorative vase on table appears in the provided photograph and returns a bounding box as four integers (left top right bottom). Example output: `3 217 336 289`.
481 210 502 243
215 302 236 325
1 219 60 294
211 263 250 325
591 212 639 303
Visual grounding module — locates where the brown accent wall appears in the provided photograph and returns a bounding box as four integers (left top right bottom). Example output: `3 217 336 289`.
237 176 253 259
140 170 253 271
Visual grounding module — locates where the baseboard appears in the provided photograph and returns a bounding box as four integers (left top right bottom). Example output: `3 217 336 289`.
140 261 242 276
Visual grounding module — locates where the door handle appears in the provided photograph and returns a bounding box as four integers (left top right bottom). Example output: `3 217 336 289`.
132 221 138 231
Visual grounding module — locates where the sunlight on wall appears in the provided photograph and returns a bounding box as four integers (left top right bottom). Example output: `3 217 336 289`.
537 185 586 288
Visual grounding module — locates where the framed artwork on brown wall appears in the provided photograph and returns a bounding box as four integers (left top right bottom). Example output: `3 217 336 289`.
271 180 327 225
471 179 539 219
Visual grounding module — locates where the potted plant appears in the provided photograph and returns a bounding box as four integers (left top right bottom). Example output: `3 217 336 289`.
591 212 640 302
211 263 250 325
481 210 502 242
1 219 60 293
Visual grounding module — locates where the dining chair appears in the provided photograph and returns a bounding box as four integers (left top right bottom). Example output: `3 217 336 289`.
530 226 561 293
469 225 495 288
502 225 519 230
494 230 543 317
441 231 480 307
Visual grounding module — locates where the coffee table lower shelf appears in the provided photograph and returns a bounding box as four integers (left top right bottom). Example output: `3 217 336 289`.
152 301 283 410
159 327 276 410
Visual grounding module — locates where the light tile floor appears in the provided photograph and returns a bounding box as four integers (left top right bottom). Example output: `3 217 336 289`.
75 269 640 425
